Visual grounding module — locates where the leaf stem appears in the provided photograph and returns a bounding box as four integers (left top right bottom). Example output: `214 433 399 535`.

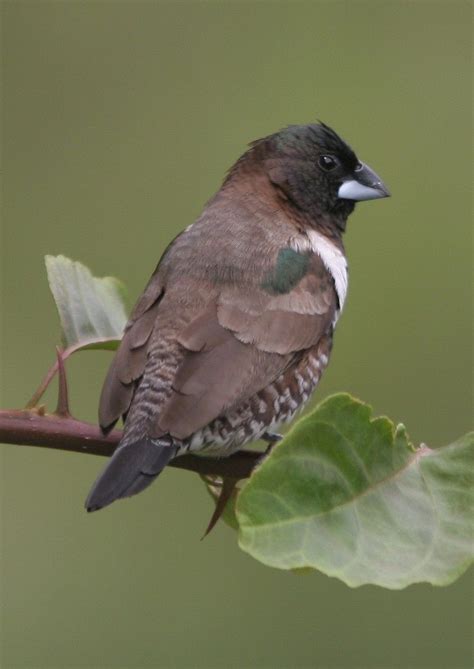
25 347 71 409
54 347 71 417
25 338 118 409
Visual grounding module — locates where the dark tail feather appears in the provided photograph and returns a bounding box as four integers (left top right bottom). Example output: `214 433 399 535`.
85 438 177 512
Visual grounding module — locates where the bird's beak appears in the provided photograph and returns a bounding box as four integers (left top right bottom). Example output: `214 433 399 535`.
338 162 390 201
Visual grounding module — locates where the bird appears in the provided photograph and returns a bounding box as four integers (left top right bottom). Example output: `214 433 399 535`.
85 122 389 512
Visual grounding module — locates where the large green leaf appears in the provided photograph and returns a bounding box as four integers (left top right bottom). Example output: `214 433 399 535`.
45 255 127 351
236 394 474 589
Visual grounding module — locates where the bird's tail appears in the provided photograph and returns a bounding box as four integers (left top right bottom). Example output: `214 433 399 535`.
85 438 178 512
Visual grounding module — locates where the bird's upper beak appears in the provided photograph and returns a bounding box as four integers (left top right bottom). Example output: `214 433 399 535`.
338 162 390 201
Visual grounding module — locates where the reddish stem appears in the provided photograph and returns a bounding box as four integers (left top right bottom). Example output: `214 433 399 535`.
0 409 260 479
25 338 119 409
54 348 71 417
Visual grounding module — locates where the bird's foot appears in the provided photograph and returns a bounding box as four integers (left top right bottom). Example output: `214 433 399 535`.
262 431 283 444
261 431 283 457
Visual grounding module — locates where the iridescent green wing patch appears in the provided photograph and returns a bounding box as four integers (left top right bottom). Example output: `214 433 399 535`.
261 248 310 295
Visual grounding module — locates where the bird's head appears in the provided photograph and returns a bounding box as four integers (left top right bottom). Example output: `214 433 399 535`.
238 122 390 231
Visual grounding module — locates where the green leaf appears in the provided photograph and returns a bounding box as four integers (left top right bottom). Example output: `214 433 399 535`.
236 394 474 589
45 255 127 351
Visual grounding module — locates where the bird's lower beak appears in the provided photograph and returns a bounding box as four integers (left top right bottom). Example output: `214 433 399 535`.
338 162 390 201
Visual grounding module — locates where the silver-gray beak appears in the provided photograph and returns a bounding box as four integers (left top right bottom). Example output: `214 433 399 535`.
338 162 390 201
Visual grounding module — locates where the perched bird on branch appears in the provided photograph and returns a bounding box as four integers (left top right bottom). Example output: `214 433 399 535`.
86 122 389 512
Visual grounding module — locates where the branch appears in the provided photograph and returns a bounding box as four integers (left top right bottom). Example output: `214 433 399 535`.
0 409 260 479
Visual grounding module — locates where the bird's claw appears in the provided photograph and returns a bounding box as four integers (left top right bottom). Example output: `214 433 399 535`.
262 431 283 444
260 432 283 459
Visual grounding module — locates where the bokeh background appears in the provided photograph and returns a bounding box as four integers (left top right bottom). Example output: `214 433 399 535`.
1 2 472 668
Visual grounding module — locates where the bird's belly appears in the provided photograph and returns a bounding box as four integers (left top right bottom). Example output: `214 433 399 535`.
181 333 333 457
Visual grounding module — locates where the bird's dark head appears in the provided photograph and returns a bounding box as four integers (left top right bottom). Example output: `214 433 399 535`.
235 122 390 233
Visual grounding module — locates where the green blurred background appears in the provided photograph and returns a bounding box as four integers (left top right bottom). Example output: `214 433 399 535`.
1 2 472 668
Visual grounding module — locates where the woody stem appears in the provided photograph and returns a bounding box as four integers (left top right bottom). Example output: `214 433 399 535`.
0 409 260 480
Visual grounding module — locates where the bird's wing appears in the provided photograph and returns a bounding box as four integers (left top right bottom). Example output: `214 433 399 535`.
155 252 337 440
98 264 164 431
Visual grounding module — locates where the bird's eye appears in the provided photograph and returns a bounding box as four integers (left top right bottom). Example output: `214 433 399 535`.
318 155 339 171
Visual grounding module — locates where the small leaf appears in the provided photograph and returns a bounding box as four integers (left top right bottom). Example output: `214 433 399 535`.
45 255 127 351
236 394 474 589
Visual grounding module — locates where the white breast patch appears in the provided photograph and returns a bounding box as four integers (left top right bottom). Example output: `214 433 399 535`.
290 229 348 314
